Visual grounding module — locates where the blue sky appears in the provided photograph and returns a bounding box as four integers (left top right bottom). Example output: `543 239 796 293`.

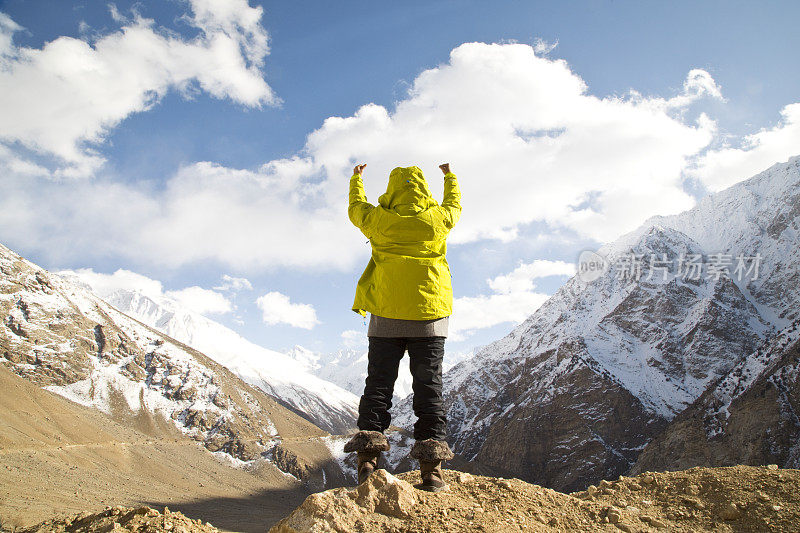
1 0 799 358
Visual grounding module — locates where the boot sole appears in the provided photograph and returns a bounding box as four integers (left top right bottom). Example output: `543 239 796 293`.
414 482 449 493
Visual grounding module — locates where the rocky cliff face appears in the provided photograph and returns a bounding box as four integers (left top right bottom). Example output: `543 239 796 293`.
633 319 800 473
395 156 800 492
0 242 337 483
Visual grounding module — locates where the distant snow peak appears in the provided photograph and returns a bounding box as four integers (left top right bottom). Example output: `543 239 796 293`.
57 268 232 318
286 345 321 372
58 274 358 434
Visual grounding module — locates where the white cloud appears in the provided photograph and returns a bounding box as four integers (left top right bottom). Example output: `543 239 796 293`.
0 12 21 56
256 291 319 329
450 259 575 341
660 69 724 109
487 260 576 294
0 144 49 177
187 0 270 67
341 329 367 349
59 268 232 316
684 69 724 101
690 103 800 191
214 274 253 292
532 38 558 56
0 1 275 178
61 268 164 300
450 291 550 342
299 43 718 246
166 286 232 315
0 157 356 270
2 41 787 272
132 160 353 270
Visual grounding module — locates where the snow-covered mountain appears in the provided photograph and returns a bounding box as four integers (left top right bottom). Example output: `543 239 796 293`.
395 156 800 491
57 282 359 434
0 242 333 472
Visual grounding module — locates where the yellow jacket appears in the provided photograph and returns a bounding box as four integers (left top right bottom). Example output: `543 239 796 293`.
349 166 462 319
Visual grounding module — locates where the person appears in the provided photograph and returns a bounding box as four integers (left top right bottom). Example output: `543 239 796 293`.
343 162 462 492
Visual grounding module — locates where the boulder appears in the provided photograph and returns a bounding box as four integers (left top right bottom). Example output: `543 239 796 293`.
270 469 417 532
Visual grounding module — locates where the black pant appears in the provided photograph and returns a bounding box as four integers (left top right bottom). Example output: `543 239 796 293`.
357 336 446 441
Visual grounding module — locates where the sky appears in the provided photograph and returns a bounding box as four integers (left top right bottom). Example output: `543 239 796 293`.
1 0 799 361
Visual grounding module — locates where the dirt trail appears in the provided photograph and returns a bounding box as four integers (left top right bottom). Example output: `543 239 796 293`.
0 439 201 455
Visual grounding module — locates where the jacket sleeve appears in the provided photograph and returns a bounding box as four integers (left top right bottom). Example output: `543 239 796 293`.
348 173 376 236
440 172 462 229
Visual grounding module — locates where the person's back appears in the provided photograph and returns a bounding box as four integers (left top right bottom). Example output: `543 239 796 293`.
344 162 461 492
349 164 461 320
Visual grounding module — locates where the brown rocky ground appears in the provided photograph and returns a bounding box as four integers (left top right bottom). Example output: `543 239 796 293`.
8 457 799 532
271 465 800 532
17 506 220 533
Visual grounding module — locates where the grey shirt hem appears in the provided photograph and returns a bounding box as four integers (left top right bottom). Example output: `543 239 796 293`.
367 313 449 338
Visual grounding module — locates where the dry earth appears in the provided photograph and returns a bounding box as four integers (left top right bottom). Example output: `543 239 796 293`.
0 365 312 533
270 466 800 532
17 506 220 533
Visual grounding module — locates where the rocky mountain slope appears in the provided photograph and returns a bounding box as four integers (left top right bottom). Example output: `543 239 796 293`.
394 156 800 492
58 279 359 434
0 365 309 532
633 318 800 474
0 242 343 488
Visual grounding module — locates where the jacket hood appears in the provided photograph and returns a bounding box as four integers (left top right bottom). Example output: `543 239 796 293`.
378 166 439 215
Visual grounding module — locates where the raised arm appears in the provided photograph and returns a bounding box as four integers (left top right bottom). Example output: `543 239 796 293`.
439 163 461 229
348 163 375 234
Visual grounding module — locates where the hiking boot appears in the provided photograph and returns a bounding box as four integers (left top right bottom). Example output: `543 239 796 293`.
357 451 380 484
343 430 390 485
419 460 447 492
410 438 455 493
